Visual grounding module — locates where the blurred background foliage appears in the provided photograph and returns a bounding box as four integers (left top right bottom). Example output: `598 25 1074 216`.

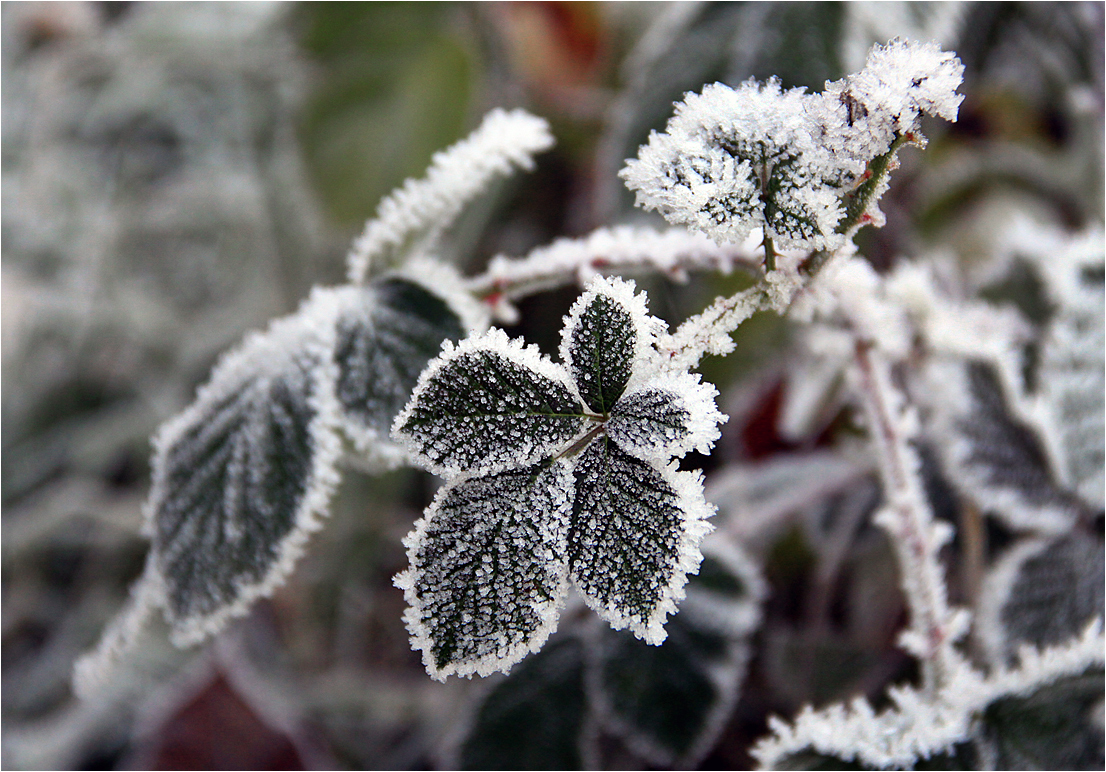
2 2 1102 769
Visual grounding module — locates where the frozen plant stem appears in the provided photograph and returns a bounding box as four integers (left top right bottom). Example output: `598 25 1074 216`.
853 340 967 693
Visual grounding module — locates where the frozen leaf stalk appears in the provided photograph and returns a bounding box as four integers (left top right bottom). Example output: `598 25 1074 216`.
393 277 725 679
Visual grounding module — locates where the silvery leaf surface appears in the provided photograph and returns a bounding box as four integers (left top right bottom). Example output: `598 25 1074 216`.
332 275 465 465
978 532 1105 665
607 372 725 462
148 309 343 644
568 437 714 644
393 328 587 478
934 361 1082 533
396 460 573 680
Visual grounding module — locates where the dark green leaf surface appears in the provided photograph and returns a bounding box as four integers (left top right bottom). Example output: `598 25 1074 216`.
401 461 573 678
458 636 589 770
569 438 691 640
983 669 1105 770
152 344 332 634
1000 532 1105 655
395 341 587 476
334 277 463 442
564 292 636 414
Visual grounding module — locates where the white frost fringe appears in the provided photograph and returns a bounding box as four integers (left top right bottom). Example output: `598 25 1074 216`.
753 620 1104 770
347 108 554 283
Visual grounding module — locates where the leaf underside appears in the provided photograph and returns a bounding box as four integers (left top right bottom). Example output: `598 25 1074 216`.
407 461 572 675
566 293 636 414
153 351 322 626
397 348 586 473
335 277 464 436
569 438 684 634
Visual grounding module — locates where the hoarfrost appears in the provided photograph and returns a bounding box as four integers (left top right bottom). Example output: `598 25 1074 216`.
621 39 963 253
347 108 554 282
396 460 573 681
393 277 726 676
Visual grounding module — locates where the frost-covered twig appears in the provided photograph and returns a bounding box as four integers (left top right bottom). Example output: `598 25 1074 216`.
752 620 1104 770
852 340 970 690
347 108 554 283
465 225 762 323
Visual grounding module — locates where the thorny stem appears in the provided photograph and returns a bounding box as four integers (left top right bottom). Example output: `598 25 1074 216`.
762 234 778 273
463 228 763 314
853 340 966 693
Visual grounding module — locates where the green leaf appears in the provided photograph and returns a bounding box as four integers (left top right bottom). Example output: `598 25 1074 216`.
396 460 573 680
999 532 1105 655
945 362 1082 531
569 437 713 644
456 635 589 770
607 372 724 462
982 668 1105 770
150 314 342 643
561 285 641 411
332 276 464 462
393 329 587 477
588 543 762 766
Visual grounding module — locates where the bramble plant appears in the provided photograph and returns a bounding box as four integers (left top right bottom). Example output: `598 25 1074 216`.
69 31 1103 770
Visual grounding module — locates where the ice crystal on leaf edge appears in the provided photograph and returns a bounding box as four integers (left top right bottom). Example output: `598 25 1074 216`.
392 276 727 679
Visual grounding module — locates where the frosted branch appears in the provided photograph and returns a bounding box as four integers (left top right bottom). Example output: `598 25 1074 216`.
466 226 762 323
852 340 970 690
753 620 1104 770
347 108 554 283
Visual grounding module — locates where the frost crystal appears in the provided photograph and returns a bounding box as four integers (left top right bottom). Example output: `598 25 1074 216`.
621 39 963 253
394 276 727 677
347 108 554 282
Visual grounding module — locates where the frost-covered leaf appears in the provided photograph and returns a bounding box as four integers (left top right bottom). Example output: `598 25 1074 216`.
456 635 590 770
560 276 656 414
332 275 466 464
932 361 1081 532
395 460 573 680
753 622 1106 771
607 372 725 462
393 328 587 477
569 437 714 644
981 668 1105 771
978 532 1105 663
620 79 847 252
1036 247 1105 510
149 309 343 644
588 541 763 767
620 40 963 252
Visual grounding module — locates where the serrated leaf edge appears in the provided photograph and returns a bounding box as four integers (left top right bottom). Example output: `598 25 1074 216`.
392 327 587 478
925 360 1077 534
559 276 666 403
393 463 573 681
586 539 763 768
608 371 727 463
143 300 345 646
573 457 716 645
